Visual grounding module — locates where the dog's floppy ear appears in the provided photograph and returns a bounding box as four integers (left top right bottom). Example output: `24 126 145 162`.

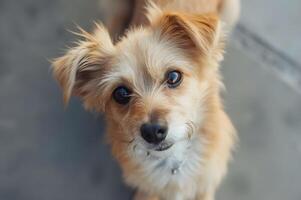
52 24 115 110
147 4 224 59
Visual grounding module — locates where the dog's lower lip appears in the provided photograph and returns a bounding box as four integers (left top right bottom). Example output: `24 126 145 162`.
154 143 173 151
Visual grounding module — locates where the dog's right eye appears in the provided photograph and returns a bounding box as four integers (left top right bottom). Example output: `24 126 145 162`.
113 86 132 105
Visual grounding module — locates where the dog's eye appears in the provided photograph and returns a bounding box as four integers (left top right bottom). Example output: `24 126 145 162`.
113 86 131 105
166 70 182 88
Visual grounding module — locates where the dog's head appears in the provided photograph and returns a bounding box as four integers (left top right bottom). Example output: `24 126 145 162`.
52 5 225 160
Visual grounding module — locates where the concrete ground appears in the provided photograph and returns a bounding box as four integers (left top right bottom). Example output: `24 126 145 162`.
0 0 300 200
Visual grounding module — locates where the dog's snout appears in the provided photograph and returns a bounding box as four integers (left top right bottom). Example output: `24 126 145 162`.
140 123 167 144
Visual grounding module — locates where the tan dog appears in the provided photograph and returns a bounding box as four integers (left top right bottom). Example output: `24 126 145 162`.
52 0 240 199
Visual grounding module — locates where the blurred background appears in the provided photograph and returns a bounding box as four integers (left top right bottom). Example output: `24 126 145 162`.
0 0 301 199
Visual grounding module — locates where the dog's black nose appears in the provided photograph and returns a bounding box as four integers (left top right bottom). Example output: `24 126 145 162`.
140 123 167 144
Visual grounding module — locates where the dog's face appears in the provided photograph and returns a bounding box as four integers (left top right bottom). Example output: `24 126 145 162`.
53 8 224 163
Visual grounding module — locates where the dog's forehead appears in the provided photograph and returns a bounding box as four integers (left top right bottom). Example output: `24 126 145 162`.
114 29 191 80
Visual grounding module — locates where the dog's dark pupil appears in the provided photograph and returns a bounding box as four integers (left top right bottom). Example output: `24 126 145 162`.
167 71 181 87
113 86 131 104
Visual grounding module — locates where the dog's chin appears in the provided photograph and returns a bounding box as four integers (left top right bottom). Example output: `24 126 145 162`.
132 140 173 158
133 137 190 159
151 141 174 152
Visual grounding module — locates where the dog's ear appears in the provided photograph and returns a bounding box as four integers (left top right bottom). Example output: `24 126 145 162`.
148 4 224 60
52 24 115 110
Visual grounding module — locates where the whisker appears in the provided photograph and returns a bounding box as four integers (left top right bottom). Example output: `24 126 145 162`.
111 136 135 145
185 121 196 140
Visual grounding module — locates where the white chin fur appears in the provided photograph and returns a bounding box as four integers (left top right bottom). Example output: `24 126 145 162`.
127 128 204 199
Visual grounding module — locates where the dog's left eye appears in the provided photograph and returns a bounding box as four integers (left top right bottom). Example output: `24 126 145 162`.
166 70 182 88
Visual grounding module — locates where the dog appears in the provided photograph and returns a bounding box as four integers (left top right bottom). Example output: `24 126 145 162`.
52 0 240 199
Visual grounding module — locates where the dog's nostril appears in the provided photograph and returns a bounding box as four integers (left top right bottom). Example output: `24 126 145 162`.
157 127 167 136
158 127 164 133
140 123 167 144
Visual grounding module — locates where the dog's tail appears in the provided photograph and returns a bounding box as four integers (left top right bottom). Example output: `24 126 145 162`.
218 0 240 30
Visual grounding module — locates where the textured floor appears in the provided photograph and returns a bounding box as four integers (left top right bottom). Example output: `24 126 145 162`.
0 0 300 200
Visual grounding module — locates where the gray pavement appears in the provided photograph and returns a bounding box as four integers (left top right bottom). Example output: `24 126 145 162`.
240 0 301 65
0 0 300 200
218 45 301 200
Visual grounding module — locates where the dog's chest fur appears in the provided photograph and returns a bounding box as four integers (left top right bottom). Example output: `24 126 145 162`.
128 138 206 199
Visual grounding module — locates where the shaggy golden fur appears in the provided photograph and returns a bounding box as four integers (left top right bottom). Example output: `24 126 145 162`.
52 0 240 199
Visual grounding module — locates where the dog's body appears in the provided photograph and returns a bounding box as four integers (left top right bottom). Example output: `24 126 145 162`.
52 0 240 199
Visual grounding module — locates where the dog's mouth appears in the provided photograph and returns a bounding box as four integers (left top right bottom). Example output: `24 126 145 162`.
153 141 174 151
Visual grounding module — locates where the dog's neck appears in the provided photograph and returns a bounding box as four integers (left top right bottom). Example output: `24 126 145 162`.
131 0 222 27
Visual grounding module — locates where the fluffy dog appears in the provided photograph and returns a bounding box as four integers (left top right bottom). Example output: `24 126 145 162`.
52 0 240 199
